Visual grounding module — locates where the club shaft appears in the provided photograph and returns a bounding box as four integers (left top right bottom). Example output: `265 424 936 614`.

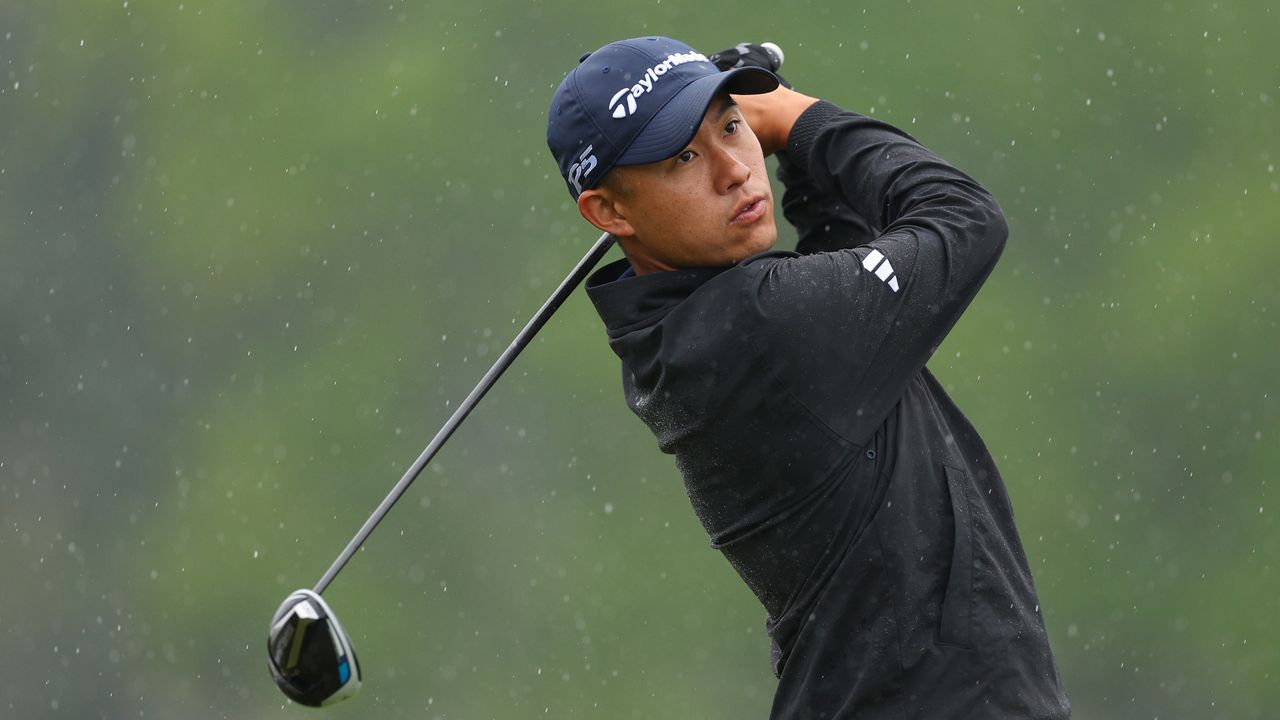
314 231 616 595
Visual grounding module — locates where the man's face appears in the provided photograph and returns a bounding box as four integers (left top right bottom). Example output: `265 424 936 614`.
592 94 778 272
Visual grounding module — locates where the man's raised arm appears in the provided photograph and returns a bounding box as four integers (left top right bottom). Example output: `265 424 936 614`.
737 88 1009 445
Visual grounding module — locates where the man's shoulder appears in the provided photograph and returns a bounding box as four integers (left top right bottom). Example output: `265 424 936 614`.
737 249 800 270
586 250 809 341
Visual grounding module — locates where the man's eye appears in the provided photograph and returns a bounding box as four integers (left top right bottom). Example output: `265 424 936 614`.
677 150 695 163
725 119 740 134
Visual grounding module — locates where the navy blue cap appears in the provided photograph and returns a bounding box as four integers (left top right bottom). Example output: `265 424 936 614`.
547 36 779 199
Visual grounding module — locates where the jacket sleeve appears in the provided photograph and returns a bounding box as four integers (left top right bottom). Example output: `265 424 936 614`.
748 101 1008 446
776 149 879 255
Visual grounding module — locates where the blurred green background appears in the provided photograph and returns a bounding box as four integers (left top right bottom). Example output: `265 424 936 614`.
2 1 1277 718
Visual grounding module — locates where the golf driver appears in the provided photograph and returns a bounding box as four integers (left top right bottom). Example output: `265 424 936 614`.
266 40 786 707
267 230 614 706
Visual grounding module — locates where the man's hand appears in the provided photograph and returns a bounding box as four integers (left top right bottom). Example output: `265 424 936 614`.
734 86 820 158
709 42 792 87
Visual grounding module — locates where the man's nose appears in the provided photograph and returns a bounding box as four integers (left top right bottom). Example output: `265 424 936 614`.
713 146 751 193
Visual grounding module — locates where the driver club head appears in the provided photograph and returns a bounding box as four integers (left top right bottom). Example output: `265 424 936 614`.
267 589 362 707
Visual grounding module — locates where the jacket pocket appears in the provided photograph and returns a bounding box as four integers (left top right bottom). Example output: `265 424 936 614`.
938 464 974 647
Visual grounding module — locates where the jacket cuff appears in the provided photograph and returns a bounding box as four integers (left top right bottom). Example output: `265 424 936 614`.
784 100 843 175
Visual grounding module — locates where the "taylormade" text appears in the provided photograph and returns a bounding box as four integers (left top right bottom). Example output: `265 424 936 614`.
607 51 709 118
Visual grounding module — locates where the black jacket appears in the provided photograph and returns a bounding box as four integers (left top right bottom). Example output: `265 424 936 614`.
585 101 1071 719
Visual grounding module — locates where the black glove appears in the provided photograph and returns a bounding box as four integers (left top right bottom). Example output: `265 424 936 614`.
709 42 792 88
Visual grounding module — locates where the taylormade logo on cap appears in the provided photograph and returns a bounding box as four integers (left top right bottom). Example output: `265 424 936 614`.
606 51 709 118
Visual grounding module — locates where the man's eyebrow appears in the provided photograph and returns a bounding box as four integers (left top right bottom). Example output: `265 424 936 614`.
715 95 739 117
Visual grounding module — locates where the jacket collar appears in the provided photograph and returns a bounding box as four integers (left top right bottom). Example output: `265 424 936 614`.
585 258 729 339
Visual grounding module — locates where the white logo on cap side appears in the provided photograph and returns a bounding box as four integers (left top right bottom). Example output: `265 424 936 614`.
567 144 598 194
607 51 709 119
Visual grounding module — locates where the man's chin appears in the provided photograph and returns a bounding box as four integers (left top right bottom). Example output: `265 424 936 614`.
739 224 779 259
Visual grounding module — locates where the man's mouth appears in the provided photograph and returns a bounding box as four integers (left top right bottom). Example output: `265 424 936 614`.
731 196 767 225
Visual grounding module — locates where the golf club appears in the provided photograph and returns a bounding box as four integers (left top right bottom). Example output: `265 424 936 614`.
266 39 787 707
266 230 614 706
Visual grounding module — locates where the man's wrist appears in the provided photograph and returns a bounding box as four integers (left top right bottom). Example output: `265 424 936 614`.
768 89 821 156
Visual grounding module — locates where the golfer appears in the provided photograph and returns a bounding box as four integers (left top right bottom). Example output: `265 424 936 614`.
547 37 1070 719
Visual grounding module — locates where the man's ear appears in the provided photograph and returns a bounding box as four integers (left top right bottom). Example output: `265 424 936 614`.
577 188 635 238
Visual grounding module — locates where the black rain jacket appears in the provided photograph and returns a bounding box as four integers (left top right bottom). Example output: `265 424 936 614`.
584 101 1071 719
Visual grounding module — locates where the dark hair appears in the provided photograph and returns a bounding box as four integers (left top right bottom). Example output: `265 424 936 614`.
597 167 631 198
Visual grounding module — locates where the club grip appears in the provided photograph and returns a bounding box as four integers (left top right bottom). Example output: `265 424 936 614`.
760 42 784 70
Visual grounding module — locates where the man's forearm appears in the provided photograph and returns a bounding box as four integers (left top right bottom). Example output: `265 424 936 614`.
733 86 820 157
783 100 1004 247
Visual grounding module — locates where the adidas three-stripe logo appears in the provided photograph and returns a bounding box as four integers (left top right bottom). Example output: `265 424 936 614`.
862 249 900 292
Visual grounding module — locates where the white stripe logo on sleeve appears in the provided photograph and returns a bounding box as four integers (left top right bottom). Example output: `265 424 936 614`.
862 249 900 292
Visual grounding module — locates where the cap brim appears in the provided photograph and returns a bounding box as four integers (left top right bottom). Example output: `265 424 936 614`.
616 66 780 166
